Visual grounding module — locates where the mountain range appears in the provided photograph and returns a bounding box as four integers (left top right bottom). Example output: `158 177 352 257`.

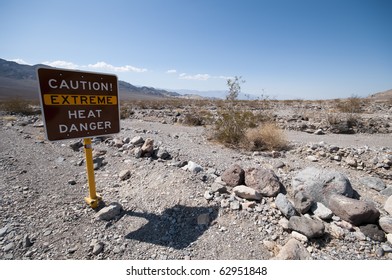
0 58 181 100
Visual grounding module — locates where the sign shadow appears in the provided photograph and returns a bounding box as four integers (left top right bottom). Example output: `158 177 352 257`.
124 205 219 250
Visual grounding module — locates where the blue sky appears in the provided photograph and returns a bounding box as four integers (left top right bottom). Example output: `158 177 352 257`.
1 0 391 99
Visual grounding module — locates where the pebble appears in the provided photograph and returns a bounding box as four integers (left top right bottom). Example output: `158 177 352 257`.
0 226 8 237
3 242 14 252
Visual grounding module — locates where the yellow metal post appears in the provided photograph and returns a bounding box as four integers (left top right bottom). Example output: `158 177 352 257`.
83 138 102 208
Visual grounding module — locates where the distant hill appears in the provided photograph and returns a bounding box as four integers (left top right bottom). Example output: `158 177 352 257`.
0 58 180 100
368 89 392 101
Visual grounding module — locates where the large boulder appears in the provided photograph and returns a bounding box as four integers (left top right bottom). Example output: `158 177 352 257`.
292 167 354 207
328 194 380 226
288 216 325 238
245 167 282 197
221 164 245 187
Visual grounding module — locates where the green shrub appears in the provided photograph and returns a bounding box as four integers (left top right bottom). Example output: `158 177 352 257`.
213 108 258 146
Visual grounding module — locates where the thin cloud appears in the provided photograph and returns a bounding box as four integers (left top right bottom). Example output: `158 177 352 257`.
87 61 147 73
42 60 79 69
41 60 147 73
179 73 211 81
166 69 177 74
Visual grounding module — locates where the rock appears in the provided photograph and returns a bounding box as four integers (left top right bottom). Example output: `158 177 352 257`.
310 202 333 220
130 136 144 145
113 138 124 148
375 247 384 257
381 187 392 197
293 191 313 214
379 217 392 234
221 164 245 187
197 213 210 225
233 185 261 200
306 156 318 162
291 231 308 242
220 199 230 208
23 234 33 248
133 147 142 158
328 223 345 239
360 176 386 191
94 202 122 221
230 200 241 210
68 245 78 254
279 217 290 230
210 182 227 193
385 196 392 215
353 230 367 241
93 157 104 170
328 194 380 226
69 140 83 151
3 242 14 252
292 167 354 207
141 138 154 156
182 161 203 174
119 170 131 181
288 216 325 238
92 242 104 255
314 129 324 135
345 157 357 167
382 244 392 253
388 233 392 244
359 224 386 242
275 193 298 218
0 226 9 237
274 238 312 260
204 191 213 201
245 167 282 197
274 160 285 169
67 178 77 185
156 147 170 159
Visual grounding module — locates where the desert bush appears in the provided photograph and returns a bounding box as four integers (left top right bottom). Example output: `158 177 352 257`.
183 113 204 126
213 108 259 146
245 122 288 151
0 98 36 115
335 95 363 113
120 105 134 119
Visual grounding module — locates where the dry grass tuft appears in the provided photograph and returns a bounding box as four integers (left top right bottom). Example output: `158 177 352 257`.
245 122 288 151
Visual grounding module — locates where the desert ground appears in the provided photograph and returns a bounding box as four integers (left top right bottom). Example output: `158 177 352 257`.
0 97 391 260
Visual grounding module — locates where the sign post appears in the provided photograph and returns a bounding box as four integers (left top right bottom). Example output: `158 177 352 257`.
37 67 120 208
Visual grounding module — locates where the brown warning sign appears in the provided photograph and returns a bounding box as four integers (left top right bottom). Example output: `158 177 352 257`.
37 67 120 141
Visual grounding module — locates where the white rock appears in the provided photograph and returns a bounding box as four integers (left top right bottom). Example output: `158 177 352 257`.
291 231 308 242
310 202 333 220
233 185 261 200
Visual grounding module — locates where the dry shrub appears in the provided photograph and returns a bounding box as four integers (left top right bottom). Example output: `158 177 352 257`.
0 98 36 115
245 122 288 151
183 113 204 126
335 95 363 113
120 104 134 119
183 109 213 126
